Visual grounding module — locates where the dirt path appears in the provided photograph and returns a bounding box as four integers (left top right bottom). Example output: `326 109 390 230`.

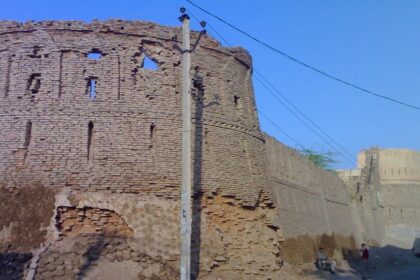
370 265 420 280
304 264 420 280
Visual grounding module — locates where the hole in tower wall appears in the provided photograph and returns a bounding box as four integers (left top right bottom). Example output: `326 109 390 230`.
86 49 102 60
87 121 94 160
86 78 97 100
27 74 41 102
234 95 241 108
28 46 42 58
142 55 158 71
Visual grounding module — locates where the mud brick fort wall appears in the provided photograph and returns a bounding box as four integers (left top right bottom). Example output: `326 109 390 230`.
348 148 420 248
264 134 357 266
0 20 285 280
1 18 390 279
0 19 266 205
1 18 399 280
265 134 355 237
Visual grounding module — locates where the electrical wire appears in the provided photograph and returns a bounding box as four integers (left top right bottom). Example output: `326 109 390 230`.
254 74 356 166
188 8 358 166
258 109 304 149
186 0 420 111
253 70 359 164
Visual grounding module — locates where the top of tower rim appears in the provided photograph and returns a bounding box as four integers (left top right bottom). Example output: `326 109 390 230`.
0 19 253 68
360 147 420 154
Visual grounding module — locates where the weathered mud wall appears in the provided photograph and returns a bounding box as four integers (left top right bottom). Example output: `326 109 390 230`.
353 148 420 248
20 190 286 280
265 134 355 237
264 134 358 265
0 183 55 252
0 20 286 280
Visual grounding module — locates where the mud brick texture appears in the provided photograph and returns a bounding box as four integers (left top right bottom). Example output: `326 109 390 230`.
0 20 266 207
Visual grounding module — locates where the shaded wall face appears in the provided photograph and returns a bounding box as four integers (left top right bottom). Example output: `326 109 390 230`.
264 134 355 238
380 183 420 248
381 184 420 228
375 150 420 248
0 20 266 206
358 148 420 248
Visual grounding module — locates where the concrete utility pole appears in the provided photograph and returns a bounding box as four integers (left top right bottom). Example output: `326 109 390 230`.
179 8 192 280
178 7 206 280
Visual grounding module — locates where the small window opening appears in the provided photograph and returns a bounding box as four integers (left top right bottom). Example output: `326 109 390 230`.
142 55 158 70
234 95 241 107
87 121 94 160
86 78 97 100
29 46 42 58
28 74 41 101
86 49 102 60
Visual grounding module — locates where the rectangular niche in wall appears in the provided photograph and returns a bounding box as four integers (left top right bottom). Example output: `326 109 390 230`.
28 74 41 101
23 120 32 161
87 121 94 160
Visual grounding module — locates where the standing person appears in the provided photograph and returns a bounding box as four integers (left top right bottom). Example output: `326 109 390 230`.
360 243 369 279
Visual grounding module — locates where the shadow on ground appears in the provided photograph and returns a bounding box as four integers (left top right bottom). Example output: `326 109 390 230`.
76 236 106 280
305 244 420 280
0 252 32 280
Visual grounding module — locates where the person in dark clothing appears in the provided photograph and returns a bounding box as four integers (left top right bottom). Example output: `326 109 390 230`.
360 243 370 279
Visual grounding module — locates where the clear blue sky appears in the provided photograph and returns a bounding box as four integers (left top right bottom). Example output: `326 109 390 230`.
1 0 419 169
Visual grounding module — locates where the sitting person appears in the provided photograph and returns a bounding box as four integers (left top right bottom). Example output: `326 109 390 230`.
316 247 336 274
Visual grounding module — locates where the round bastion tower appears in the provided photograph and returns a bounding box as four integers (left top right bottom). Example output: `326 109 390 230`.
0 20 266 204
0 20 282 279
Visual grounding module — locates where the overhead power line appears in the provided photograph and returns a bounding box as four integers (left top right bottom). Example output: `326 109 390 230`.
187 8 358 166
253 70 359 165
254 75 356 166
186 0 420 111
258 110 304 149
